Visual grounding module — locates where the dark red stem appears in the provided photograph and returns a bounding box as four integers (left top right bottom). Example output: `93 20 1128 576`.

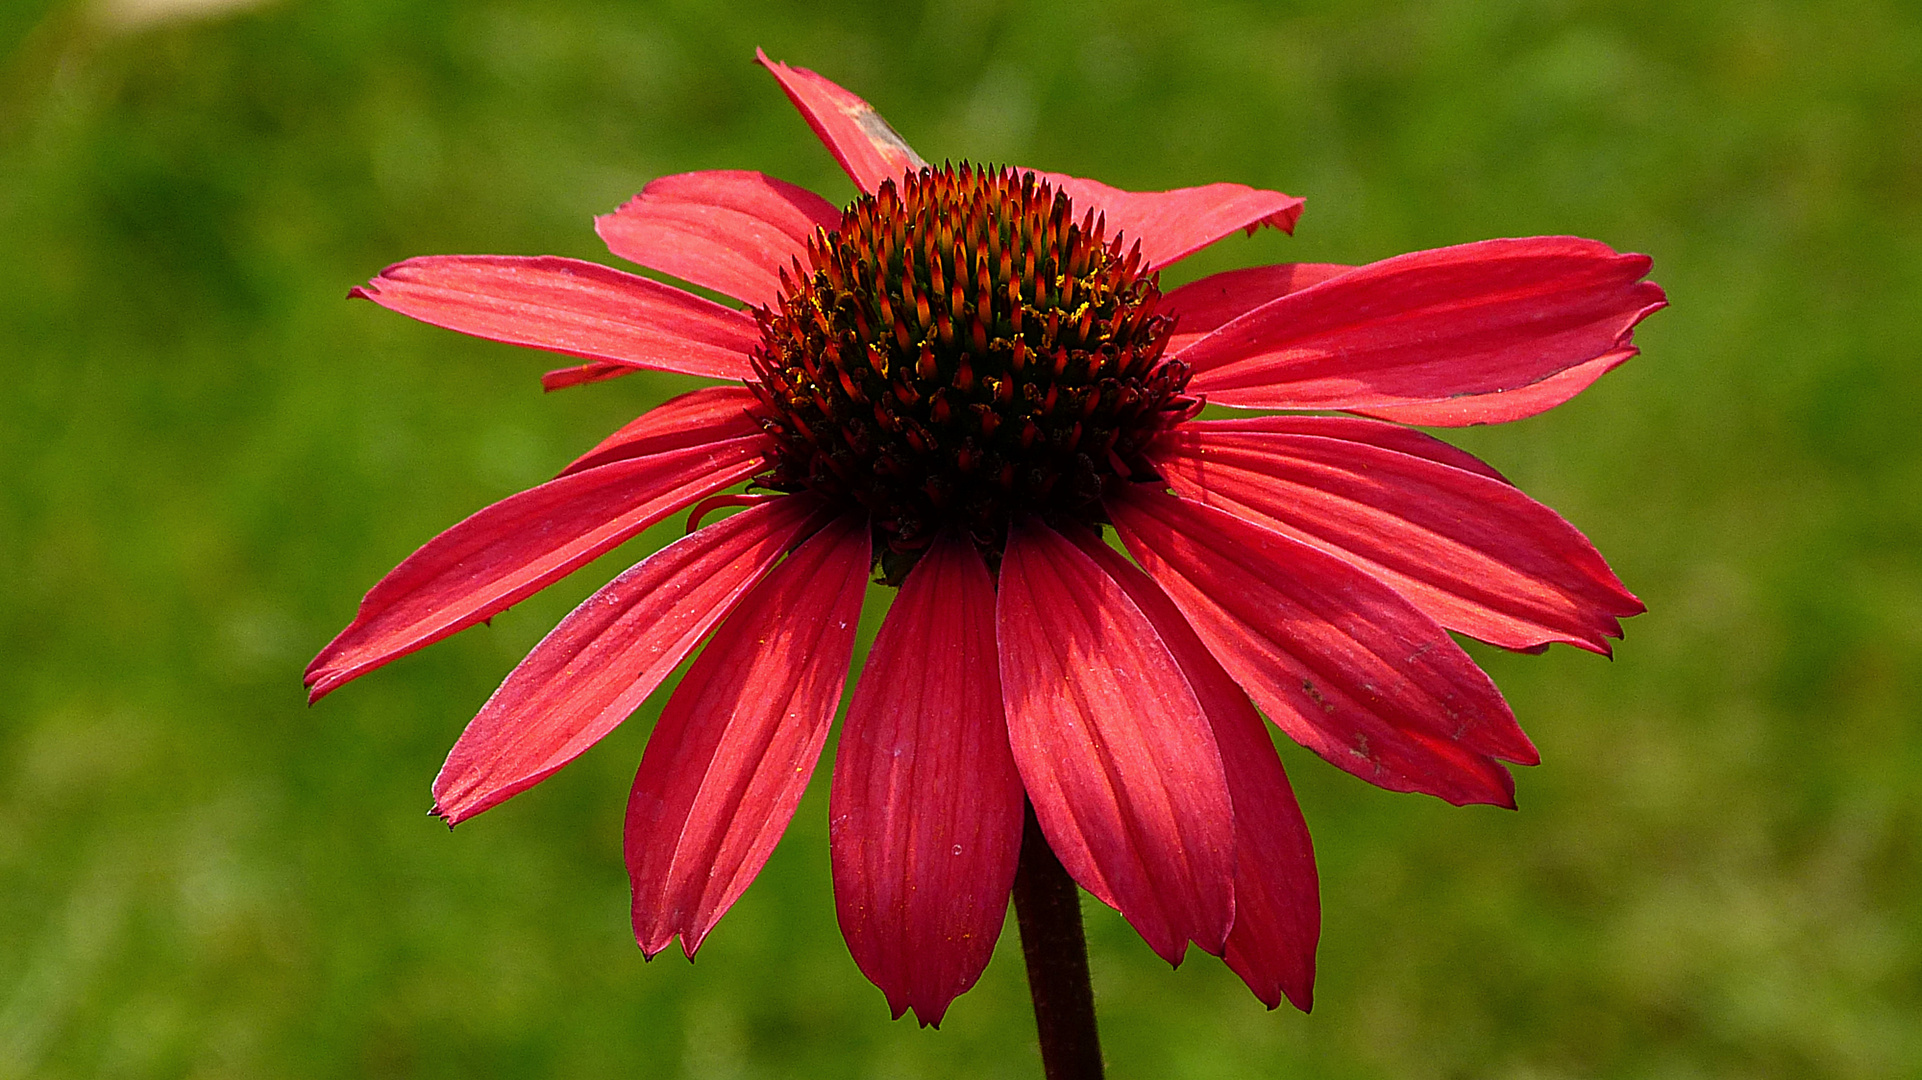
1012 803 1104 1080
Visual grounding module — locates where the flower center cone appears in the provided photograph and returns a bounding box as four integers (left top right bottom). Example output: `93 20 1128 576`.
749 164 1199 581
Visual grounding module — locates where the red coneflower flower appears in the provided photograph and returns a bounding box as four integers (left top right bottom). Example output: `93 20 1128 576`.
307 51 1663 1030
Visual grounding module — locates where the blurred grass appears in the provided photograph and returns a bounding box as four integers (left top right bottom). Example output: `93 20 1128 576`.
1 0 1918 1077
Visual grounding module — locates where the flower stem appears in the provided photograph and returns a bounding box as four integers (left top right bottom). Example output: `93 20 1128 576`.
1012 803 1104 1080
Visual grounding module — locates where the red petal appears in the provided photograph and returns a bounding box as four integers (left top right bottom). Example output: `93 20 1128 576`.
756 50 926 194
1154 422 1643 654
431 495 831 824
1027 171 1305 270
1108 485 1532 807
626 514 870 957
1352 348 1636 426
304 435 768 702
1072 534 1318 1012
596 170 843 308
995 521 1235 962
560 385 763 476
1215 712 1319 1010
541 360 637 391
351 254 758 381
830 534 1023 1027
1179 414 1512 483
1181 237 1666 420
1162 263 1353 356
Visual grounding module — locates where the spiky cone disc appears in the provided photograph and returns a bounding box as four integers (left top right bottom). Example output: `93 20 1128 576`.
748 164 1198 579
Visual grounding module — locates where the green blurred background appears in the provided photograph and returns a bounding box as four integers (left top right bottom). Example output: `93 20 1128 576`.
3 0 1918 1076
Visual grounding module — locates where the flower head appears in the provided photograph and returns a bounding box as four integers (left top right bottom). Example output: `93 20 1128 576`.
308 51 1663 1026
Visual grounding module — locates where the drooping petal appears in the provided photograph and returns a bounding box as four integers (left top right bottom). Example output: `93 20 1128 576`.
830 534 1023 1027
1162 263 1352 356
626 514 870 958
560 385 764 476
1180 237 1666 422
595 170 843 308
1108 485 1533 807
1214 697 1319 1012
304 434 768 702
432 495 832 824
1071 533 1318 1012
995 521 1235 962
1153 421 1643 654
756 49 926 194
351 255 759 381
1026 170 1305 270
